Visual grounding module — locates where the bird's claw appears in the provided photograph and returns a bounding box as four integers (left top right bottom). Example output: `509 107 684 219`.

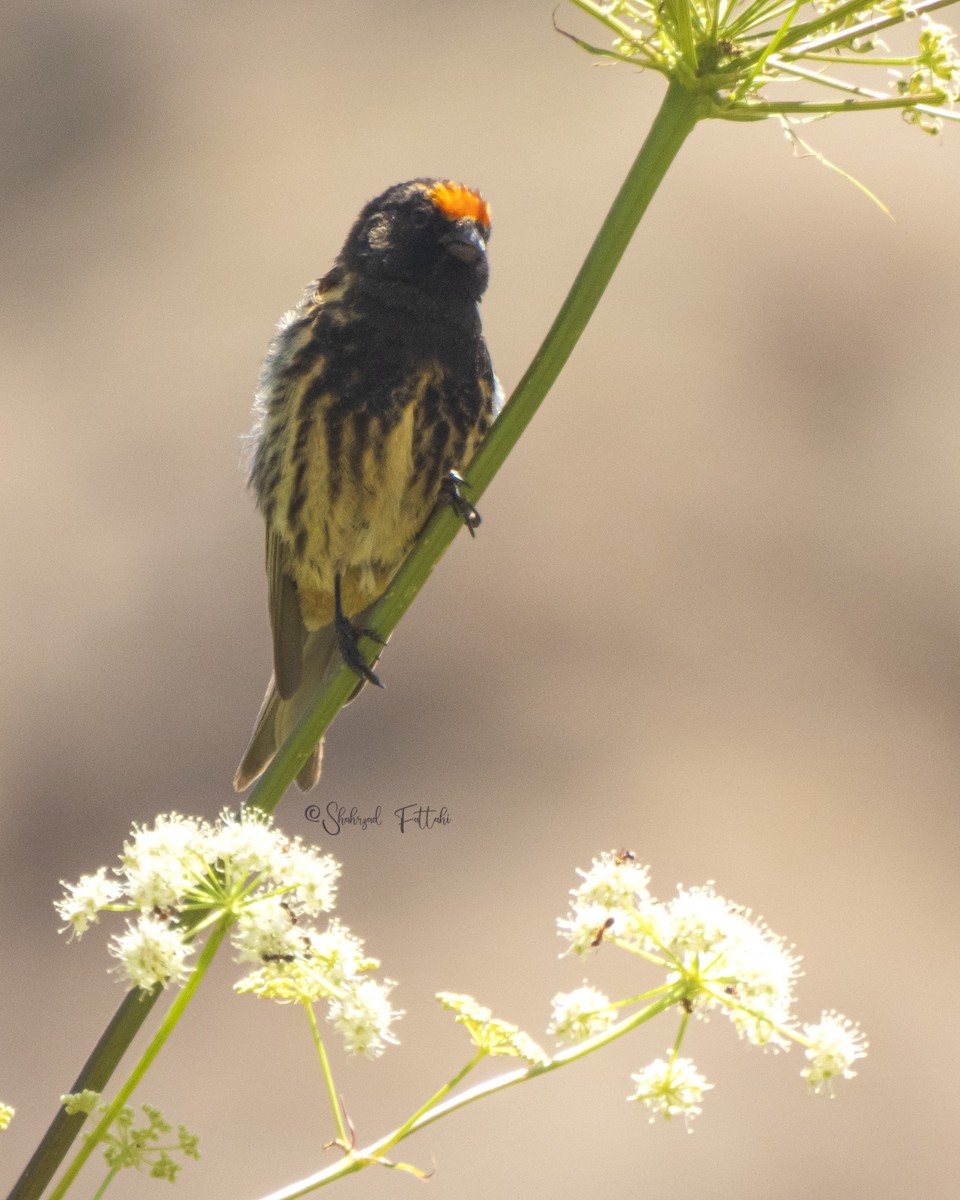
334 575 385 688
441 470 481 536
335 613 384 688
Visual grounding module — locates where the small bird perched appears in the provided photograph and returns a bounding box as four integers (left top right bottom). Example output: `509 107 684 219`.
234 179 500 792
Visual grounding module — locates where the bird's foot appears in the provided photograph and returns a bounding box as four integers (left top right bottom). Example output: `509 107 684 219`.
335 612 384 689
335 576 385 688
440 470 481 537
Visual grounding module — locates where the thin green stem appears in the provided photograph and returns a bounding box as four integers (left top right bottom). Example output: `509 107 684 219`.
47 918 231 1200
732 0 804 102
566 0 652 46
700 981 799 1047
746 0 959 63
669 1009 691 1061
738 91 944 113
725 1 797 38
799 54 928 66
372 1052 486 1159
245 79 703 818
663 0 699 67
746 0 887 47
304 1004 351 1149
554 23 666 74
89 1163 120 1200
607 982 676 1010
775 55 920 96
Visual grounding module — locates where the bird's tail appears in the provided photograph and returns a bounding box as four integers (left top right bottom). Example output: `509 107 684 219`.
234 624 343 793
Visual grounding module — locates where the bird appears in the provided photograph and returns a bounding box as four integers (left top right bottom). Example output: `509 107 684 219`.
234 178 501 792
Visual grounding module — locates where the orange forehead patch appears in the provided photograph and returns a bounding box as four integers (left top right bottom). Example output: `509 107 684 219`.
428 181 491 229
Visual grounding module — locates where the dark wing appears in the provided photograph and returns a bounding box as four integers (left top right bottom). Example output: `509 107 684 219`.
266 528 305 699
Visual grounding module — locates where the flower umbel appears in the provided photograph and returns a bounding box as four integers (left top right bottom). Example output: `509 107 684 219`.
658 885 801 1048
566 0 960 132
628 1055 712 1126
56 810 395 1058
51 813 401 1200
328 977 402 1058
62 1095 200 1185
109 915 191 990
801 1011 869 1092
55 868 123 937
555 851 866 1121
549 985 618 1044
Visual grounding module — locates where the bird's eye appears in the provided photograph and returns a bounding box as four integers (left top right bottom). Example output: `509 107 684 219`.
410 205 432 230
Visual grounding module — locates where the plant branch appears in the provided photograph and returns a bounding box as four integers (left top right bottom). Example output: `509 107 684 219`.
305 1005 351 1150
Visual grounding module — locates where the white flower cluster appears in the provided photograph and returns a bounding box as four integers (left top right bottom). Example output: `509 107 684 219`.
57 811 399 1057
657 884 801 1049
548 984 617 1045
628 1056 712 1128
801 1011 868 1093
555 851 866 1122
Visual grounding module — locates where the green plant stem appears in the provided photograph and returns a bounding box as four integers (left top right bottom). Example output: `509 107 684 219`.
736 92 946 115
372 1052 486 1160
304 1005 351 1149
732 0 803 102
566 0 655 52
46 917 231 1200
669 1009 691 1061
89 1163 120 1200
745 0 959 62
255 987 684 1200
246 78 703 818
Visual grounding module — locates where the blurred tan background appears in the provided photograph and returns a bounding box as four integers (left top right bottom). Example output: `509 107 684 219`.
3 2 960 1197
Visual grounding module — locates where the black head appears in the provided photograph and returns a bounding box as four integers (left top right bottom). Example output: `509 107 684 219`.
341 179 491 307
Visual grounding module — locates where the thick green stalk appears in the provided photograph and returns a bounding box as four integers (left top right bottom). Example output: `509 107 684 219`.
247 79 703 818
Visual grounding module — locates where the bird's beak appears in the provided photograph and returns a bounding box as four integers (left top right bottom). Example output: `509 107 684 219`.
442 219 487 263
